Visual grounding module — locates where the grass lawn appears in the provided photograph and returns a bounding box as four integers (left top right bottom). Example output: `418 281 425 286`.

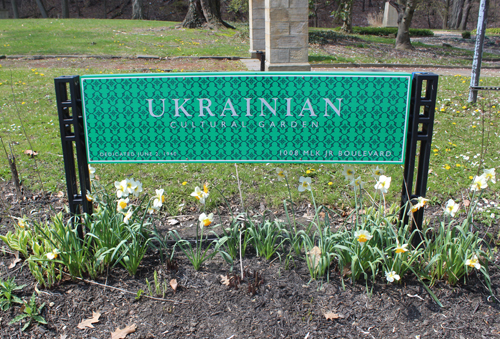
0 19 499 222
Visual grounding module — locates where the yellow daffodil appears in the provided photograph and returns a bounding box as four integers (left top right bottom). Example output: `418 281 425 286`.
46 249 60 260
117 198 129 213
483 168 496 183
276 168 286 181
465 255 481 269
395 244 408 254
191 186 209 204
470 174 488 191
354 230 372 244
342 165 355 180
153 189 165 209
374 175 391 194
385 271 400 282
298 176 312 192
199 213 214 227
444 199 459 217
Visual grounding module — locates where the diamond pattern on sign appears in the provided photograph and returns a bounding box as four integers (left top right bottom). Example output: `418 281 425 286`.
81 73 412 164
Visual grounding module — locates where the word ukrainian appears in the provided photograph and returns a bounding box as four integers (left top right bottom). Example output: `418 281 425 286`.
81 72 412 164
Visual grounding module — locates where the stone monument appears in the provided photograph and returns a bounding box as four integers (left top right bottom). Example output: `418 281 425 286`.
382 1 398 28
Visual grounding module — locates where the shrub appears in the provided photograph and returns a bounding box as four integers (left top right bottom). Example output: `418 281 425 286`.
472 28 500 35
330 26 434 37
462 31 471 39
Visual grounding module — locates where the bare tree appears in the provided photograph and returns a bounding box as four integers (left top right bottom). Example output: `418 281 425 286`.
458 0 472 30
12 0 19 18
62 0 69 17
390 0 420 50
182 0 234 28
333 0 354 33
132 0 145 19
36 0 49 17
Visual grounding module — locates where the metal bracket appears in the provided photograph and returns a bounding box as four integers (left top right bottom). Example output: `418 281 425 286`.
400 72 439 246
54 75 93 223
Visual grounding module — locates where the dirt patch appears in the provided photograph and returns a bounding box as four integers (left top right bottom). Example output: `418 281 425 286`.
1 180 500 339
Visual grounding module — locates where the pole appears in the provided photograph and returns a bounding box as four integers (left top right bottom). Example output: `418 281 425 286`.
468 0 489 103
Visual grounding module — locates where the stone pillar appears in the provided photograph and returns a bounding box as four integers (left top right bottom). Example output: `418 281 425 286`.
249 0 266 59
265 0 311 71
382 1 398 28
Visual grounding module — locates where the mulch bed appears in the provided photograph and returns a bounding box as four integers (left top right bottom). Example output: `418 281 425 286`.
1 181 500 339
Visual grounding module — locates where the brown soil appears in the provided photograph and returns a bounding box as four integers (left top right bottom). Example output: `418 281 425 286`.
1 180 500 339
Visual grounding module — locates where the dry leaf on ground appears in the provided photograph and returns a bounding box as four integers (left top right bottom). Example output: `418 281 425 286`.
306 246 322 271
170 279 178 293
77 311 101 329
8 251 21 269
220 275 230 286
324 312 343 320
111 324 137 339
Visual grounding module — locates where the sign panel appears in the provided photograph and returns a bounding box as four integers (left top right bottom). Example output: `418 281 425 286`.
81 72 412 164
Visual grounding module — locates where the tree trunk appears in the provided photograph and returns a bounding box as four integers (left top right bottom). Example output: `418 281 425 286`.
102 0 107 18
182 0 234 28
391 0 418 50
36 0 49 18
132 0 144 19
458 0 472 30
339 0 354 33
448 0 465 29
62 0 70 18
11 0 19 18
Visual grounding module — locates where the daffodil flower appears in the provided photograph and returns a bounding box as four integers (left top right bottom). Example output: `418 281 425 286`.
117 198 129 213
374 175 391 194
131 179 143 198
444 199 459 217
17 217 28 229
125 178 138 195
465 255 481 269
86 190 94 202
199 213 214 227
410 196 429 213
191 186 209 204
88 165 96 179
470 174 488 191
349 176 365 192
373 166 384 177
298 176 312 192
115 179 129 198
342 165 355 180
123 210 133 224
483 168 496 184
147 206 159 214
153 189 165 209
385 271 400 282
276 168 286 181
46 249 60 260
354 230 372 244
394 243 408 254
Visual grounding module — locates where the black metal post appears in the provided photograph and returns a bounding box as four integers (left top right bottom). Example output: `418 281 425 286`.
54 76 93 227
256 50 266 71
400 73 438 247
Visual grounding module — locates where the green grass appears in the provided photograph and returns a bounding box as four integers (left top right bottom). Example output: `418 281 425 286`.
0 19 249 57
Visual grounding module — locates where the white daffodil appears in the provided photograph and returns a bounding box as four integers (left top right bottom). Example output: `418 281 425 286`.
471 174 488 191
349 176 365 192
298 176 312 192
374 175 391 194
199 213 214 227
88 165 96 179
117 198 129 213
123 210 133 224
465 255 481 269
86 190 94 202
115 179 129 198
394 243 408 254
131 179 143 198
124 178 137 196
444 199 459 217
191 186 209 204
276 168 286 181
153 189 165 209
147 206 159 214
410 196 429 213
342 165 355 180
354 230 372 244
46 249 60 260
17 217 28 229
483 168 496 184
373 166 384 177
385 271 400 282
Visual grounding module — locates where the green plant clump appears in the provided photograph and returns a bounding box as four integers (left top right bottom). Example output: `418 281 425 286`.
332 26 434 37
462 31 471 39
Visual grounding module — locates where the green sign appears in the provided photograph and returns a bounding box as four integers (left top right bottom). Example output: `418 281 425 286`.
81 72 412 164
